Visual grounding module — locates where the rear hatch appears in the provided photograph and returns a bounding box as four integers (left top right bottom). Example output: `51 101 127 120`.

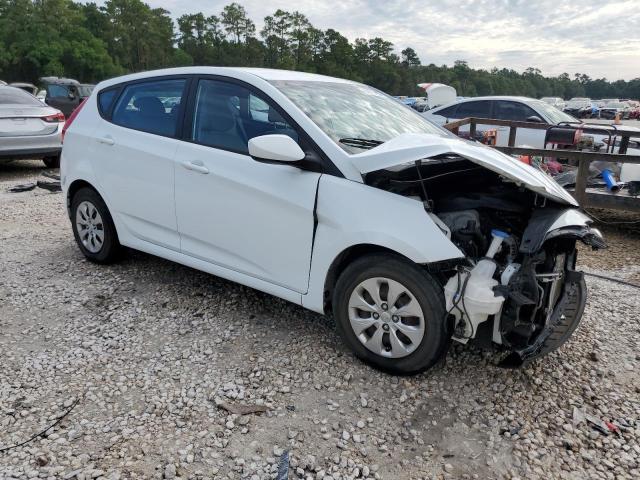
0 105 59 136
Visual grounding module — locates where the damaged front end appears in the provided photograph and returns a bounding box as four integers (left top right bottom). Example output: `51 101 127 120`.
357 134 605 366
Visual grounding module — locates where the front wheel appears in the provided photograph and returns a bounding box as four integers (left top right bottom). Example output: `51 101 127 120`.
332 254 449 375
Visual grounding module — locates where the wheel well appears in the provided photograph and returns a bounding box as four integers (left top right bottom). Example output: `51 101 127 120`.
66 180 96 216
322 244 409 313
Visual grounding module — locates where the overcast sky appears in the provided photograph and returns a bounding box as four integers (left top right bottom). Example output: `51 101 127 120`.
118 0 640 80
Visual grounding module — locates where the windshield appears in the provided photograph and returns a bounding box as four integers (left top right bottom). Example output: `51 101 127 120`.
270 80 448 154
566 100 589 108
530 100 578 123
604 102 625 108
0 87 43 106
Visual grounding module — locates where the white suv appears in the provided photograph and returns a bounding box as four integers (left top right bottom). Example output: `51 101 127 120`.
61 68 605 374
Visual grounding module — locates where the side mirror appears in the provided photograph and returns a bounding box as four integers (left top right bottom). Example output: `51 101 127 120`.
526 115 544 123
248 134 305 163
68 92 76 100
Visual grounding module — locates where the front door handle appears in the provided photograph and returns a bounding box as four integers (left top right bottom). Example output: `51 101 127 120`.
97 136 115 146
182 160 209 174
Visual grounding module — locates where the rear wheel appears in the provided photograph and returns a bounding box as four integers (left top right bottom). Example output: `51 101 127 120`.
333 254 449 375
43 155 60 168
71 187 121 263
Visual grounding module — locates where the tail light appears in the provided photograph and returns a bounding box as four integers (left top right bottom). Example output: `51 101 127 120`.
42 112 65 123
61 98 88 143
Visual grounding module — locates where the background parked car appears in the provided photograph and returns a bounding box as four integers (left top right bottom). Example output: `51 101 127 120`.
540 96 566 110
563 98 599 118
0 85 64 167
423 95 580 148
42 77 95 117
9 82 38 96
599 101 631 120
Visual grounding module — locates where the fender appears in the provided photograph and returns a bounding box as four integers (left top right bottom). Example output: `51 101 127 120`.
302 174 464 313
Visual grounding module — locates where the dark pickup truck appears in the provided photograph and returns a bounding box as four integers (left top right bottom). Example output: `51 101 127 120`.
41 77 94 117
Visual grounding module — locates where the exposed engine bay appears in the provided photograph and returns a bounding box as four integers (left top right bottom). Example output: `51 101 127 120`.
366 155 606 366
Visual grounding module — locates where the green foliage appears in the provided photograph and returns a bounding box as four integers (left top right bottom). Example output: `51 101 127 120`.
0 0 638 100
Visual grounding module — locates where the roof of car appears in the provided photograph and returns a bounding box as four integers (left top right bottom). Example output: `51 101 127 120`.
98 67 355 90
429 95 543 113
447 95 538 103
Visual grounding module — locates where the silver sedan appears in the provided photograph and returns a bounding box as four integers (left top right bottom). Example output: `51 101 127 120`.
0 86 64 167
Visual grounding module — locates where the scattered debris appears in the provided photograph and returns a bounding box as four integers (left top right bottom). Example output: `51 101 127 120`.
216 401 269 416
276 450 289 480
0 397 81 453
36 179 62 192
8 182 36 193
41 171 61 181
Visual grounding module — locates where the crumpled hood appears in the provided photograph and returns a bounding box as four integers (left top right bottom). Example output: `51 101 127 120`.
350 133 578 206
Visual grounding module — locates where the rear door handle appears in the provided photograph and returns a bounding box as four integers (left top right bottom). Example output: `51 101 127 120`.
97 136 114 146
182 160 209 174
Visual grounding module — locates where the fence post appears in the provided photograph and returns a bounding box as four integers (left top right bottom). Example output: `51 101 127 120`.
573 157 591 206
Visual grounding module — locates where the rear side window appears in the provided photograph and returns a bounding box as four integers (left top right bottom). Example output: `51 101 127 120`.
111 79 186 137
436 105 458 118
455 101 491 118
98 89 117 115
494 101 539 121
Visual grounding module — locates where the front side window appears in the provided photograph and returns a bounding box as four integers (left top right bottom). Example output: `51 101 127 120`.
270 80 448 154
190 79 298 154
111 79 186 137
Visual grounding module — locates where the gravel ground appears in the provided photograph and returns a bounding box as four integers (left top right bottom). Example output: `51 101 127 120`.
1 160 639 480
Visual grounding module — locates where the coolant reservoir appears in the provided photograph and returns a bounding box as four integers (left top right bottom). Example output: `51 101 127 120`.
444 230 508 342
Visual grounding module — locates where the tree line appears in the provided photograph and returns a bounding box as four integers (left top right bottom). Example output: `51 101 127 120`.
1 0 638 100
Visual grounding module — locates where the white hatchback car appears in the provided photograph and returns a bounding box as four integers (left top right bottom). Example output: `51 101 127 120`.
62 68 605 374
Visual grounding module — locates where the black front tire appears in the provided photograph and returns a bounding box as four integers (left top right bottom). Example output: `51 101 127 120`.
43 155 60 168
332 254 449 375
71 187 121 264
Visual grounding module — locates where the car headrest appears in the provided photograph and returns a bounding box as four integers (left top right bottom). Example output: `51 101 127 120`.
199 95 236 133
134 96 165 116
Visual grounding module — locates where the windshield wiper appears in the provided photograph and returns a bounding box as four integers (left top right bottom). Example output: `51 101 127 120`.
339 137 384 149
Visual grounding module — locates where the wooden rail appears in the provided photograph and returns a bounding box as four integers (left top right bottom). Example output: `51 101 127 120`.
442 117 640 212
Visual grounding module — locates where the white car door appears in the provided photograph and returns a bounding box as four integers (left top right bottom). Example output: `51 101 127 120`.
493 100 546 148
90 78 187 250
174 78 321 293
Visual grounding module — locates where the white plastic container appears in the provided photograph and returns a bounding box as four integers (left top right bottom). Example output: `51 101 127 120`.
620 163 640 182
444 229 508 342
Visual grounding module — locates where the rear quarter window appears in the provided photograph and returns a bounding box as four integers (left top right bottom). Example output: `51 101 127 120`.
435 105 458 118
98 89 118 116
